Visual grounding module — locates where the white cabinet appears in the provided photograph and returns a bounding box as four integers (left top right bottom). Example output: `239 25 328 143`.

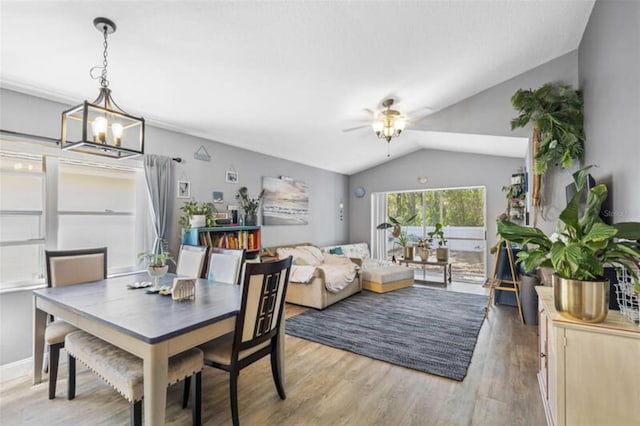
537 287 640 426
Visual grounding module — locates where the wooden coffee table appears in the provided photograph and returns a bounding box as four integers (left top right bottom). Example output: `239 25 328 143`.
399 257 452 286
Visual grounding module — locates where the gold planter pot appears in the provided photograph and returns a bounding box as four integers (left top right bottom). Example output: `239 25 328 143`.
403 246 415 260
553 274 609 323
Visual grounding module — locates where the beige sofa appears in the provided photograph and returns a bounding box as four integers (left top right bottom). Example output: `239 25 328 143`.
321 243 414 293
262 243 361 310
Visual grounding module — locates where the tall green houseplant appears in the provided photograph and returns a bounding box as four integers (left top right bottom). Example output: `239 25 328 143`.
511 82 585 207
497 166 640 322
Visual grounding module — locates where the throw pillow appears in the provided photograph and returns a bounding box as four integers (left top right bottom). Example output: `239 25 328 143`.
329 247 345 256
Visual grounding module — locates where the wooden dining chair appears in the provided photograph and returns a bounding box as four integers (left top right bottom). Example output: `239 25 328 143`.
44 247 107 399
184 256 293 426
207 248 245 284
176 244 208 278
65 330 203 426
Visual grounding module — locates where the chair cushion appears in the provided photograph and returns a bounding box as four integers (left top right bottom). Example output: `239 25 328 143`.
45 320 79 345
65 330 203 402
199 332 270 365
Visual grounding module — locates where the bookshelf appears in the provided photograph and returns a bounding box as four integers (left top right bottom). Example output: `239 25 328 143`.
195 226 261 258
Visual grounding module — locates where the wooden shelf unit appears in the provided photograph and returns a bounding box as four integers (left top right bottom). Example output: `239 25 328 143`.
197 226 261 258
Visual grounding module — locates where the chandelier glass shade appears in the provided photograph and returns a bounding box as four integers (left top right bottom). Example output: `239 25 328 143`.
61 17 144 159
372 99 406 142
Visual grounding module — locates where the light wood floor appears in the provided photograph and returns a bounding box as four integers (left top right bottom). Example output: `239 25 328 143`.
0 286 545 425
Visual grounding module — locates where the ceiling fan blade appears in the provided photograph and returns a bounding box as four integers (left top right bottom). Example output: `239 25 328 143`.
342 124 370 133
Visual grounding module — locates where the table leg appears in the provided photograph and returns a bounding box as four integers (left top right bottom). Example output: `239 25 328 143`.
443 265 447 285
448 264 452 283
143 343 169 426
33 299 46 385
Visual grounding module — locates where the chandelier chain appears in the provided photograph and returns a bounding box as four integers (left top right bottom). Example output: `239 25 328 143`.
100 26 109 88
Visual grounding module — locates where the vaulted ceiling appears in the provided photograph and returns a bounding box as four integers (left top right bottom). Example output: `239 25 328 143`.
1 1 595 174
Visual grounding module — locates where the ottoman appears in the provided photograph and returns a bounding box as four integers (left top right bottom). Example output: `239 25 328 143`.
361 265 414 293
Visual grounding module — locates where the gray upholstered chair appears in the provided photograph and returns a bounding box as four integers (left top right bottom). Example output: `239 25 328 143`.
65 330 203 426
207 248 245 284
44 247 107 399
185 256 292 426
176 244 208 278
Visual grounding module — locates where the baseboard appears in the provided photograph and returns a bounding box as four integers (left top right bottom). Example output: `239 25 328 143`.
0 357 32 383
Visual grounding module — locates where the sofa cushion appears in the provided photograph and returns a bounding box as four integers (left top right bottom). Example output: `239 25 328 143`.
322 243 370 260
361 266 414 284
277 246 323 266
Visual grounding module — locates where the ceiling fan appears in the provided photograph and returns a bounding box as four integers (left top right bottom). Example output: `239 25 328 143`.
342 98 433 135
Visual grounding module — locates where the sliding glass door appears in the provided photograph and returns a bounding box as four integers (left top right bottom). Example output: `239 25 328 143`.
373 186 486 284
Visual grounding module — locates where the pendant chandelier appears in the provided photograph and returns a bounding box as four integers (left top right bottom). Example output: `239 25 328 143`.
372 99 406 143
61 17 144 159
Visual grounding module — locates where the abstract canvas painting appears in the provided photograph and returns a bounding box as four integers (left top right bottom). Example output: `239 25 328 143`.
262 176 309 225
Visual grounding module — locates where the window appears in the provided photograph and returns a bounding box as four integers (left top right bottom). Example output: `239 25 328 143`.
0 153 45 289
373 187 487 283
55 159 148 275
0 150 150 292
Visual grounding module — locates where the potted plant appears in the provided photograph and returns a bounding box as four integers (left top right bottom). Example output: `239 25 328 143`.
511 82 585 208
428 223 449 261
137 251 176 290
417 236 432 260
497 166 640 323
377 214 418 259
179 200 216 244
235 187 264 226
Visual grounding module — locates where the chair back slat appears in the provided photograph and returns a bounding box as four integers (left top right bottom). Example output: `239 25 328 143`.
46 248 107 287
236 257 292 351
176 245 208 278
207 248 245 284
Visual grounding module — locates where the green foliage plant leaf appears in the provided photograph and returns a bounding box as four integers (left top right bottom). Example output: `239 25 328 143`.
497 165 640 283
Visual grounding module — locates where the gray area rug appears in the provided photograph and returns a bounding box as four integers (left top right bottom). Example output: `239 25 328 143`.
286 287 487 381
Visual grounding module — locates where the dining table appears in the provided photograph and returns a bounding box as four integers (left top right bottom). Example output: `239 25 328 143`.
32 272 286 426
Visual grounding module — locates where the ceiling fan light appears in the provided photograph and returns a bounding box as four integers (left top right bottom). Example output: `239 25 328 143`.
372 120 384 133
393 118 406 131
383 127 394 138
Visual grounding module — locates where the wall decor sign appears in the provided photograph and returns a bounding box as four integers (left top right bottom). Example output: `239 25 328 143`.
193 145 211 162
177 180 191 198
225 170 238 183
262 176 309 225
213 191 224 203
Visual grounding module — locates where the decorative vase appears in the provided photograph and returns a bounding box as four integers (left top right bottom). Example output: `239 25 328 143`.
436 247 449 262
244 213 257 226
190 215 206 228
147 265 169 290
403 245 415 260
419 247 430 261
553 274 609 323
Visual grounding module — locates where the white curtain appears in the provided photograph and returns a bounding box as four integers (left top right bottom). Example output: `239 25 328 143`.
143 155 172 255
371 192 388 260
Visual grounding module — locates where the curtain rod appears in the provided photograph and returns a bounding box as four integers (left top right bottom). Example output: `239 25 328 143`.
1 129 182 162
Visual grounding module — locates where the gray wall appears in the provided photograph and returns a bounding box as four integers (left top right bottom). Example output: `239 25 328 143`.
0 88 349 365
579 0 640 222
349 149 524 270
417 51 579 139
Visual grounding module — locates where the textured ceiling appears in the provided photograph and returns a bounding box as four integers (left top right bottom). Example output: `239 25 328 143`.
0 1 594 174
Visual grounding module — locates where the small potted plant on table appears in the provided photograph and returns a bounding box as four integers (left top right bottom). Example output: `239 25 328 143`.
377 214 418 260
497 166 640 323
428 223 449 261
138 251 176 290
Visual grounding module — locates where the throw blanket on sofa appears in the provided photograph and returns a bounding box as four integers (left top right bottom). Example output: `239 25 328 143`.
289 265 317 283
318 254 358 293
276 246 358 293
